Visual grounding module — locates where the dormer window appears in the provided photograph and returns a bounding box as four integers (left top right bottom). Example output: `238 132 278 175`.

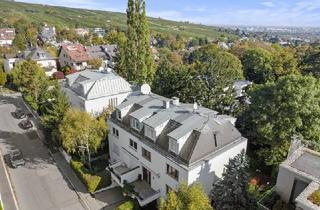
131 117 142 131
116 110 121 120
169 138 178 154
145 125 156 140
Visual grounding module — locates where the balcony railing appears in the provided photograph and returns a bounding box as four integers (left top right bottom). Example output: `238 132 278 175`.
107 161 140 187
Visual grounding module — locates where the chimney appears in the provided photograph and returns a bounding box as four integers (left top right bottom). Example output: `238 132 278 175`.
163 100 170 109
171 97 179 106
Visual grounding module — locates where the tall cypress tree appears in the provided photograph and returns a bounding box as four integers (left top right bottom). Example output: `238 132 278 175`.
125 0 154 84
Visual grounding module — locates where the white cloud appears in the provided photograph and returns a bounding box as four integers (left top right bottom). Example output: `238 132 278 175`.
261 1 275 8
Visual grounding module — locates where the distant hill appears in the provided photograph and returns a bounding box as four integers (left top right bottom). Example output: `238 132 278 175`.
0 0 237 40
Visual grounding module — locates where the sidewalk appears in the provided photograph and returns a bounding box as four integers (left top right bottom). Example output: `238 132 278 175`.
52 152 107 210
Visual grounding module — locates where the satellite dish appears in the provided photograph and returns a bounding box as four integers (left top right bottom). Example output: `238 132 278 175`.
193 102 198 110
141 84 151 95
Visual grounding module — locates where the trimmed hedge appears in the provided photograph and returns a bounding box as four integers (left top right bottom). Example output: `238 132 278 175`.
70 160 101 193
308 188 320 206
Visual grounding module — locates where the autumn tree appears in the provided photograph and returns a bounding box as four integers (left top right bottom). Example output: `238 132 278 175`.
0 62 6 86
237 75 320 167
88 58 103 69
11 60 48 110
160 183 213 210
211 151 256 210
59 109 107 171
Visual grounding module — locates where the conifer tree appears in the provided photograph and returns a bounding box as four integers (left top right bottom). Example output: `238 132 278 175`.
211 150 256 210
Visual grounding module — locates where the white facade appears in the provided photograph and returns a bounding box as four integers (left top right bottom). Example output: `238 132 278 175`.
107 93 248 206
0 39 13 46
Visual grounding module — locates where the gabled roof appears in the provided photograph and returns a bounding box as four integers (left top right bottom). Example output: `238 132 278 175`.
65 69 132 100
86 44 118 61
25 47 55 61
60 44 90 63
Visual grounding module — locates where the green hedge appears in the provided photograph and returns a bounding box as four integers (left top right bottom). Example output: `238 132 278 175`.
70 160 101 193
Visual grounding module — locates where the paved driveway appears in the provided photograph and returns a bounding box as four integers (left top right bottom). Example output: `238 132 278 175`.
0 95 85 210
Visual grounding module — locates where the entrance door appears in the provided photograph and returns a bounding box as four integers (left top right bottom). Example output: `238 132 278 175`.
290 179 309 204
142 166 151 185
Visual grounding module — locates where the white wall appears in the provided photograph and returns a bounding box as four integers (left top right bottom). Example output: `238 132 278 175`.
37 59 57 69
0 40 13 46
61 86 86 110
84 92 130 116
108 121 189 198
187 139 247 195
276 166 312 203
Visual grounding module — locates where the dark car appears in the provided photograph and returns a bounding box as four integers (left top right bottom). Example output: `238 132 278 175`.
13 109 26 119
8 149 25 168
19 119 33 129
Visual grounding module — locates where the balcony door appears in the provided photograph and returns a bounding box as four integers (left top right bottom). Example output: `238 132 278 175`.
142 166 151 185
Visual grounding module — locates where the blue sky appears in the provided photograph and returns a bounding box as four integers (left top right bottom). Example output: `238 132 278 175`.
18 0 320 27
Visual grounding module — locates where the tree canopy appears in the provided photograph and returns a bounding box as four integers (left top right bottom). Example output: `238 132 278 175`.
59 109 107 170
237 75 320 166
160 183 213 210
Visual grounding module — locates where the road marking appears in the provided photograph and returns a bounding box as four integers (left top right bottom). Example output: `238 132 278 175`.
0 149 20 210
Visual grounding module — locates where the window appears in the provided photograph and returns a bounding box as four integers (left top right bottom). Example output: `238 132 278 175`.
167 164 179 180
129 139 137 150
142 147 151 162
112 127 119 137
131 118 141 130
145 125 156 140
116 110 121 120
166 185 173 194
169 138 178 154
109 98 118 109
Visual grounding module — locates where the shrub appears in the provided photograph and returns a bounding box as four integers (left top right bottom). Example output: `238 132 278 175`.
116 200 140 210
70 160 101 193
308 188 320 206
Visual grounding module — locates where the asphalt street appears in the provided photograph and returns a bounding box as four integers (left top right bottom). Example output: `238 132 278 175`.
0 95 85 210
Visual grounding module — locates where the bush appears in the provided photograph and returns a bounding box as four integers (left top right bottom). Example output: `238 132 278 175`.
308 188 320 206
70 160 101 193
116 200 140 210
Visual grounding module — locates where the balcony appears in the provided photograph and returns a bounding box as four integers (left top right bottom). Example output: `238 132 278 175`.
131 180 161 207
107 160 140 187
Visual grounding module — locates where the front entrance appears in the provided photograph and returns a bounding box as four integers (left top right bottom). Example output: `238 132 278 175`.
142 166 151 185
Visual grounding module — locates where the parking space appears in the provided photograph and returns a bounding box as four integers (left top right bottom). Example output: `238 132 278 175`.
0 95 85 210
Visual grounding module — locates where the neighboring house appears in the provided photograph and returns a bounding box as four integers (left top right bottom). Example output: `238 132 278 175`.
75 28 90 37
276 142 320 210
39 25 56 43
58 44 90 71
233 80 252 99
93 28 105 38
3 47 57 76
0 28 15 46
86 44 117 67
61 69 134 115
107 92 248 206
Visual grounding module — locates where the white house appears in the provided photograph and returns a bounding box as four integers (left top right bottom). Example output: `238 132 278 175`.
3 47 57 76
39 25 56 43
275 141 320 210
93 28 105 38
61 69 134 115
58 44 90 71
75 28 90 37
0 28 15 46
107 91 248 206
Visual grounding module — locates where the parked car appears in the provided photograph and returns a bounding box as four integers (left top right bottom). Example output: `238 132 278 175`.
13 109 26 119
19 119 33 129
8 149 25 168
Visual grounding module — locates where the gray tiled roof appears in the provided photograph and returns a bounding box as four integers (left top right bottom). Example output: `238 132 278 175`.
113 93 244 166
